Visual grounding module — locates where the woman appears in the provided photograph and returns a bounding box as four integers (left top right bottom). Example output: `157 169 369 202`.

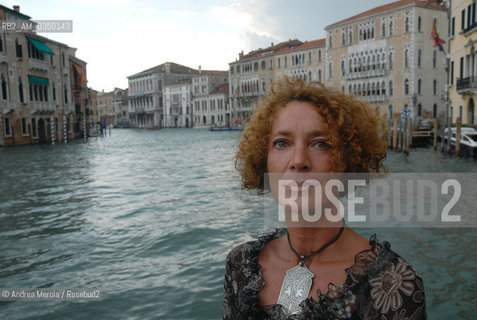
223 78 426 319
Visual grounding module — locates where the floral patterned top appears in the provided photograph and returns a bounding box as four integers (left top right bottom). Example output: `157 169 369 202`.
223 229 426 320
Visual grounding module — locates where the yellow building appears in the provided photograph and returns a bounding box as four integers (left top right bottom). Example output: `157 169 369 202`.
449 0 477 124
0 5 88 146
228 39 325 126
325 0 447 121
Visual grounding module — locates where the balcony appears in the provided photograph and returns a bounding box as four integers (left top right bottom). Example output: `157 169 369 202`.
463 22 477 35
1 101 17 112
0 52 7 64
357 94 388 103
29 58 48 72
456 77 477 94
30 101 56 113
64 103 75 114
346 68 386 80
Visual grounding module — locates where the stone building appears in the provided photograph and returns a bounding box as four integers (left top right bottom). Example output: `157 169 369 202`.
0 5 88 146
96 89 114 131
127 62 198 128
113 88 129 127
191 70 229 127
449 0 477 124
325 0 447 121
228 39 325 126
163 79 192 128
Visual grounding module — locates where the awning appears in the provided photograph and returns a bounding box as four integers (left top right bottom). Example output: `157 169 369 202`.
28 75 49 86
26 37 55 55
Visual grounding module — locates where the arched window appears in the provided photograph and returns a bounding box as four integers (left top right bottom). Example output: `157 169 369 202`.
341 60 345 76
389 80 394 96
433 79 437 95
404 78 409 95
382 81 386 95
1 74 7 100
433 50 437 68
18 77 24 103
418 79 422 94
328 62 333 78
418 16 422 32
434 104 438 119
389 105 393 119
389 51 394 70
405 16 410 33
418 49 422 67
418 103 422 116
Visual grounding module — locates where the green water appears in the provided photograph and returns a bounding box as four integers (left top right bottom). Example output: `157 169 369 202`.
0 129 475 319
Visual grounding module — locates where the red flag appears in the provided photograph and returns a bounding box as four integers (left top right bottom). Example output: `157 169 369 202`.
431 22 446 52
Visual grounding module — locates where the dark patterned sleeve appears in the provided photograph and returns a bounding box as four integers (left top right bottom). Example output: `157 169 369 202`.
366 257 427 320
223 250 239 320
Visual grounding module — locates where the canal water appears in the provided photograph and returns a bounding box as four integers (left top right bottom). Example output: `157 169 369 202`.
0 129 476 319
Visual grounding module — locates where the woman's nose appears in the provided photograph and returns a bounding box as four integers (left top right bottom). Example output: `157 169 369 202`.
290 145 311 171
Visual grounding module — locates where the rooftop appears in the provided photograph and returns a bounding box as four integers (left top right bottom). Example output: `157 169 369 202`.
326 0 446 29
129 62 198 78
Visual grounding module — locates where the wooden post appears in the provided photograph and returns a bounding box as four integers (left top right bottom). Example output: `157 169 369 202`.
404 117 410 155
456 117 461 157
433 119 438 150
393 117 398 151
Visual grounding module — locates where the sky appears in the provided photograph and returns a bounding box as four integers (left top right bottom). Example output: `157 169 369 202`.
5 0 398 91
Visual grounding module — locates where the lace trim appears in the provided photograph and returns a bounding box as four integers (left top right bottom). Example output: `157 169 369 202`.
243 228 390 316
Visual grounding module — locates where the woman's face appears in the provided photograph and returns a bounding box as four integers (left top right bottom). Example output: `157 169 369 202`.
267 101 337 223
267 100 333 174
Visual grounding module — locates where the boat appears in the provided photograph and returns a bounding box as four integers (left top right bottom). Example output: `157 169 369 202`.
146 126 162 130
209 126 243 131
441 127 477 156
411 120 432 147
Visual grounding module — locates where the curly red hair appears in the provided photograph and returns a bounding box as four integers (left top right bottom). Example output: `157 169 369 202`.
235 77 387 191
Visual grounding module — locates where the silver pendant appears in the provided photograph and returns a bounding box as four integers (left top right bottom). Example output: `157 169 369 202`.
277 263 314 315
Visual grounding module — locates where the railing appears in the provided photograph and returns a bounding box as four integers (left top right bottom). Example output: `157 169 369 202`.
29 58 48 72
1 101 17 111
357 95 387 103
456 77 477 93
30 101 55 112
464 22 477 34
346 68 386 80
64 103 75 113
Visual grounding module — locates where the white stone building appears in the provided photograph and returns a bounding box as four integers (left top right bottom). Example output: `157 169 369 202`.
191 70 229 127
127 62 197 128
163 79 192 128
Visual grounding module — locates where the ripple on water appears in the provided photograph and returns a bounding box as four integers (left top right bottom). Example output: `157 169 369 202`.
1 129 476 319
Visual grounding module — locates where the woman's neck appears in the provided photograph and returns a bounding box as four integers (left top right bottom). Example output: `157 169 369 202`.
285 219 346 264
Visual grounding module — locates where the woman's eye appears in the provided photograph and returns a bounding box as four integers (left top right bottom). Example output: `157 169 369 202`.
314 141 329 149
273 140 288 148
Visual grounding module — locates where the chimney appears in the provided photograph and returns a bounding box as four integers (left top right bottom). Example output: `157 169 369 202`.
198 65 202 73
271 42 274 47
13 5 20 12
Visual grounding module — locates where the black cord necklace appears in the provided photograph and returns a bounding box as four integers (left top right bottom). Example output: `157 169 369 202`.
286 219 346 266
277 219 346 315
